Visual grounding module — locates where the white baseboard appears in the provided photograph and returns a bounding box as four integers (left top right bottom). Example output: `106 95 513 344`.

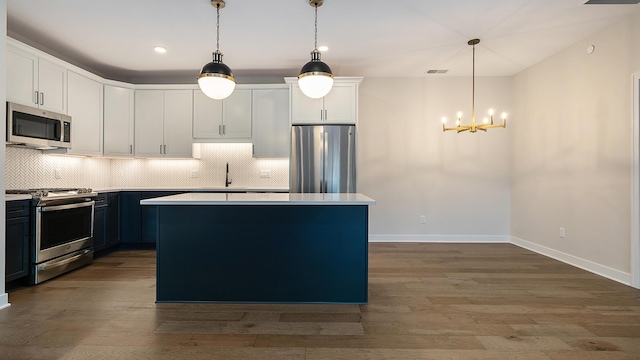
0 293 10 311
510 236 632 286
369 234 509 243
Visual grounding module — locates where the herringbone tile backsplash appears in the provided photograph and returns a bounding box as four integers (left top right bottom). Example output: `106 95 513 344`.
6 144 289 190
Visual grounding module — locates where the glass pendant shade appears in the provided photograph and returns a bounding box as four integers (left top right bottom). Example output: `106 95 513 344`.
198 51 236 100
298 50 334 99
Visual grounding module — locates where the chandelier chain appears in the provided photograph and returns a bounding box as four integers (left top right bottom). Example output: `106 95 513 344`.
472 42 475 120
216 3 220 51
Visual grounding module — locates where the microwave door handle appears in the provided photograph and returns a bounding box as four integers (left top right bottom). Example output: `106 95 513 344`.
53 120 61 140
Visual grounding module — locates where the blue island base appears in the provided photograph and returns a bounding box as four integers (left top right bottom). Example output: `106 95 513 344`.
154 205 369 304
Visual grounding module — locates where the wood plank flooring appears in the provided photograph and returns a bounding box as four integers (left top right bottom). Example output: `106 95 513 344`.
1 243 639 359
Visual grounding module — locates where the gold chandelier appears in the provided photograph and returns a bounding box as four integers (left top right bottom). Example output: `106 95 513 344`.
442 39 507 133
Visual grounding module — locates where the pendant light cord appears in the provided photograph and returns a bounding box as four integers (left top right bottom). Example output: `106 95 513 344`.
314 3 318 50
216 3 220 52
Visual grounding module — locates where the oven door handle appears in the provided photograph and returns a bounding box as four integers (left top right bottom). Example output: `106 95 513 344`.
37 249 92 271
39 200 95 212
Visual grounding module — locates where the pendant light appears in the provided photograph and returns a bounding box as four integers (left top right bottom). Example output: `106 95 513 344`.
298 0 334 99
198 0 236 100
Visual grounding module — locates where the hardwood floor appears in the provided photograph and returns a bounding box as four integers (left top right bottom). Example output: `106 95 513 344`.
1 243 639 359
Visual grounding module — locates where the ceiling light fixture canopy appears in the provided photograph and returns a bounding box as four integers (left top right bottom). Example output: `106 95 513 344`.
298 0 334 99
198 0 236 100
442 39 507 133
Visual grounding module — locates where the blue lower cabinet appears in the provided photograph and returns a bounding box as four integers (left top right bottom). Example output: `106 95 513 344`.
5 200 31 282
94 193 120 253
106 193 120 248
120 191 182 248
120 192 141 245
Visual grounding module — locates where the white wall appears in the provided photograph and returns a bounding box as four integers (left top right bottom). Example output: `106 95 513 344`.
358 76 512 242
510 13 640 284
1 0 8 310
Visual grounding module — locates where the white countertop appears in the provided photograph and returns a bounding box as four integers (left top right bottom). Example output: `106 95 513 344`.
94 187 289 193
140 192 376 206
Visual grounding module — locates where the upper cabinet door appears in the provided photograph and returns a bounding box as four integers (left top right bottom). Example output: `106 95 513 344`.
223 89 252 139
6 46 38 107
37 59 67 114
252 88 289 158
67 72 103 156
104 85 134 157
323 83 356 124
135 90 164 158
290 83 323 124
193 90 223 139
163 90 194 158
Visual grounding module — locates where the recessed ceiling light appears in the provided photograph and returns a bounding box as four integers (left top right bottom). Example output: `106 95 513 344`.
154 46 167 54
318 45 329 52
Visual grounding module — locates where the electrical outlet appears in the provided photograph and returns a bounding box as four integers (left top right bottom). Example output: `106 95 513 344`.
190 170 199 178
559 227 566 238
54 168 62 179
260 169 271 178
419 215 426 224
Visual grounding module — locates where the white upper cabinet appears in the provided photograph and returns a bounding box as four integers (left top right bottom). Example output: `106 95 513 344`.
7 45 67 114
193 89 251 142
163 90 194 158
66 72 103 156
252 88 289 158
135 89 194 158
289 79 361 125
104 85 134 157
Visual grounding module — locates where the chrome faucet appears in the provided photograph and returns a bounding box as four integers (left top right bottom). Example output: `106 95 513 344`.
225 162 232 187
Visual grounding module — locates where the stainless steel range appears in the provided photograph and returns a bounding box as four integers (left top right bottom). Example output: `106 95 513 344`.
6 188 97 284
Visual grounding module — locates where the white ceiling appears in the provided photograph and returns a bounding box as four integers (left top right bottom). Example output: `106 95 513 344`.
7 0 640 83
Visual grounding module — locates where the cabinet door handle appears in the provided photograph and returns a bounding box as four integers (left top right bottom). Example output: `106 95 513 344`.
218 124 222 135
160 145 163 154
130 144 133 154
325 109 327 121
34 91 39 105
252 144 255 155
320 109 323 120
164 145 167 154
223 124 226 135
40 92 44 105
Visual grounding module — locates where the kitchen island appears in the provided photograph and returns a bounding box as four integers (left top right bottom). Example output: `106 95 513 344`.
140 192 375 304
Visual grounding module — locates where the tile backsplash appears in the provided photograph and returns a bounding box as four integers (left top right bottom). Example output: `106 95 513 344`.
6 144 289 190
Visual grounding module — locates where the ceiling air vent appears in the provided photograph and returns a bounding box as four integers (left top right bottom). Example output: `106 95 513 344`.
426 70 448 74
584 0 640 4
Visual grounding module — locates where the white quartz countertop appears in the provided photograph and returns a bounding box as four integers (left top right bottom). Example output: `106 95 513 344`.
140 192 376 206
94 187 289 193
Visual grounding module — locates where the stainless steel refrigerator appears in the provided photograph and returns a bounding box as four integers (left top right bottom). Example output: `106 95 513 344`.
290 125 356 193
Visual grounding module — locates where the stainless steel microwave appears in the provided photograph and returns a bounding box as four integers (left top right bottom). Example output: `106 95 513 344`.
6 102 71 149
